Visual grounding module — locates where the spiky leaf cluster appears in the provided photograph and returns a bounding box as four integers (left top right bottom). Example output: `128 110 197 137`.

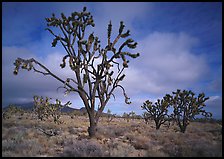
45 7 95 48
107 21 140 68
13 58 33 75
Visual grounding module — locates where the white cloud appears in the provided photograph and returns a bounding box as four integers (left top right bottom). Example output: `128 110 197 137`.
121 31 210 97
205 95 222 119
207 95 222 103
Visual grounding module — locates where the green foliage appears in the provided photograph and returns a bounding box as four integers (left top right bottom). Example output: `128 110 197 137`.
33 95 71 124
165 89 212 133
141 98 170 129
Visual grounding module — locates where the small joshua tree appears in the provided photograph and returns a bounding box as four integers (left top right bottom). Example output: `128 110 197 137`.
33 95 71 124
129 111 136 120
141 99 170 130
142 112 150 124
13 7 139 137
164 89 212 133
106 109 116 123
122 112 130 122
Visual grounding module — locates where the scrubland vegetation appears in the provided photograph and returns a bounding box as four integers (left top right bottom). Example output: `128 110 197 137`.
2 110 222 157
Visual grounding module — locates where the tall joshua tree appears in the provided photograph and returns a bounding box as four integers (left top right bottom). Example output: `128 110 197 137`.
13 7 139 137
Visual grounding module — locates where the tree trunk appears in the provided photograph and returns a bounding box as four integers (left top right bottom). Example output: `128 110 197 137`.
87 112 98 138
180 120 187 133
180 125 186 133
177 119 186 133
155 119 160 130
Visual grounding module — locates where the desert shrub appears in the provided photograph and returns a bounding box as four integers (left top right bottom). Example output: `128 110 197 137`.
124 133 150 150
145 150 168 157
67 126 86 135
2 139 17 152
131 136 150 150
2 138 44 157
157 129 222 157
61 139 105 157
113 126 127 137
68 126 78 135
96 125 126 138
2 126 27 141
162 139 222 157
107 141 136 157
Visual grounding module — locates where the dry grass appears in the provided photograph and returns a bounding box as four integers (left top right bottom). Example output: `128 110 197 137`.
61 138 105 157
2 112 222 157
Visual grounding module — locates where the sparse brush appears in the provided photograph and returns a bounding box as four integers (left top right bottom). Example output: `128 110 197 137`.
61 139 105 157
2 107 222 157
130 136 150 150
96 125 126 138
2 138 44 157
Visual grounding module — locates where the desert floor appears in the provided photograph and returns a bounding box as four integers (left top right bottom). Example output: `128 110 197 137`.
2 112 222 157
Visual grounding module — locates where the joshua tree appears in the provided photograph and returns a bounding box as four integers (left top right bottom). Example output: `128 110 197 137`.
106 109 116 123
122 112 131 122
33 95 71 124
142 112 150 124
164 89 212 133
129 111 136 120
13 7 139 137
141 98 170 130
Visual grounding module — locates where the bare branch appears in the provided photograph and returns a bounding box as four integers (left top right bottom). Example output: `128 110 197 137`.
116 84 131 104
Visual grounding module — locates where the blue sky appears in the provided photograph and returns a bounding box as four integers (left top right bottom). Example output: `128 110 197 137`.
2 2 222 119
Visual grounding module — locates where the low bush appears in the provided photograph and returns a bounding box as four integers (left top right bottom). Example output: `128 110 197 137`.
2 139 44 157
61 139 105 157
96 125 126 138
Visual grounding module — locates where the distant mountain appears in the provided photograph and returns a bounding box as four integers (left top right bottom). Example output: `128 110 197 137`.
61 106 79 113
2 102 83 113
2 102 35 111
17 102 35 110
